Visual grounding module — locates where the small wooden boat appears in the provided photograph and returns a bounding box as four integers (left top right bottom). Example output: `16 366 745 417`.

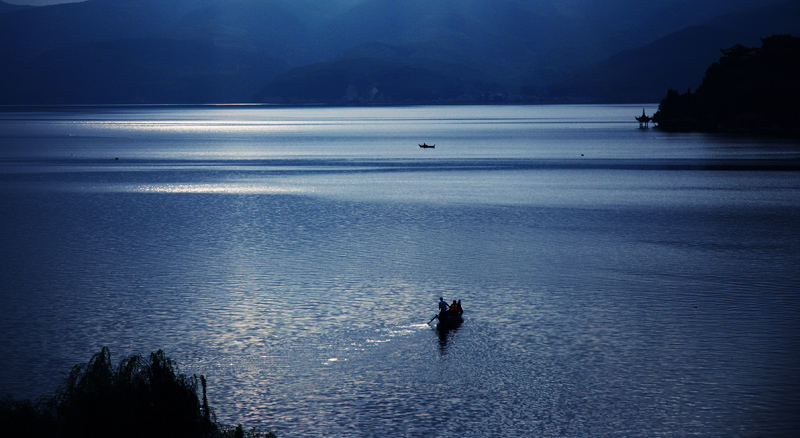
436 310 463 328
419 143 435 148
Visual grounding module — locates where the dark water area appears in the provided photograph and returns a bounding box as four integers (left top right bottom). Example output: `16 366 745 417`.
1 105 799 437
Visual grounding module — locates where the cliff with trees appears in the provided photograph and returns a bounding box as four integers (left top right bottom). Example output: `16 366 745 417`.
652 35 800 135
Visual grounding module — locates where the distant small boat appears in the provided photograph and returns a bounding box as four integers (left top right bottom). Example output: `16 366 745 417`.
419 143 435 148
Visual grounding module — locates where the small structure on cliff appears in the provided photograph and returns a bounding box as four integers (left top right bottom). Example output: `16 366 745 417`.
635 108 652 128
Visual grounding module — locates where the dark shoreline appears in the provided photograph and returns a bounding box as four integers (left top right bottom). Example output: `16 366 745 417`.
3 102 797 139
653 124 800 138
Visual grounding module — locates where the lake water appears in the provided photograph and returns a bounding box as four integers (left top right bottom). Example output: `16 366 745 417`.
1 105 799 437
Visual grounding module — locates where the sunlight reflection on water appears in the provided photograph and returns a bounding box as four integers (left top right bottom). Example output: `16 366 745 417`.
131 183 306 194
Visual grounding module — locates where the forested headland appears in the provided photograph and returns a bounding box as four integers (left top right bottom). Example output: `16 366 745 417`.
652 35 800 135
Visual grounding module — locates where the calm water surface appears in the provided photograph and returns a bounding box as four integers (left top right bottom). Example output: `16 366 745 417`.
1 105 799 437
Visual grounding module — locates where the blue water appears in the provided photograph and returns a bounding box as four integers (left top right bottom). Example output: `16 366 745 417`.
1 105 799 437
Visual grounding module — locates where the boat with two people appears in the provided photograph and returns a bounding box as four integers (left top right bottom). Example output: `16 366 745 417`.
429 298 463 328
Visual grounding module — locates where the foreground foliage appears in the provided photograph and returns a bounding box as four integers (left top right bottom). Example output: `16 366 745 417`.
0 347 275 438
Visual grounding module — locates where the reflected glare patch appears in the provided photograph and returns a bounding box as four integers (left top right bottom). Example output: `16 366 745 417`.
128 183 309 194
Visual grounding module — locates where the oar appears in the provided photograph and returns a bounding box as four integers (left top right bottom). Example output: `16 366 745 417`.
427 314 439 324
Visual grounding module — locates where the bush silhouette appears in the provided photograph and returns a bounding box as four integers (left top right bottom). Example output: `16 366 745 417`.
1 347 275 438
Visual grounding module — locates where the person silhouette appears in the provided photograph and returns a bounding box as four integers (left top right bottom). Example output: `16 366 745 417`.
438 297 450 313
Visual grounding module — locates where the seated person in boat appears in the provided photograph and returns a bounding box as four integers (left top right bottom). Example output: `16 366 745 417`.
449 300 463 315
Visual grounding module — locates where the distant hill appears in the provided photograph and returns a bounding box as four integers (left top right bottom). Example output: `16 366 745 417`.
547 1 800 103
652 35 800 134
256 0 562 104
3 38 286 104
255 43 495 104
0 0 794 104
257 0 796 104
0 0 297 103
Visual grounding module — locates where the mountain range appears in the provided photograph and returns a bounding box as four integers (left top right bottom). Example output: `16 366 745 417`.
0 0 797 104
